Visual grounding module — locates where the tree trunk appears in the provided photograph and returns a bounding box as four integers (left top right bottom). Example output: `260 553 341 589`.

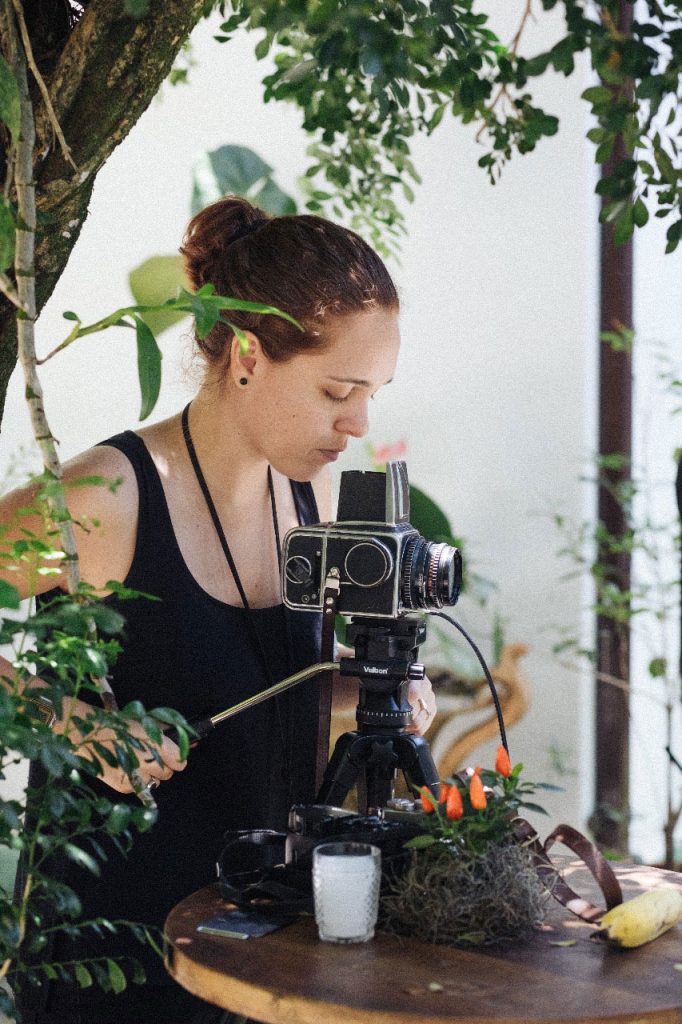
0 0 206 430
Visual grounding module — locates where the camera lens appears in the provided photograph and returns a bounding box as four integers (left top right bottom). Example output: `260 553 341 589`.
400 537 462 610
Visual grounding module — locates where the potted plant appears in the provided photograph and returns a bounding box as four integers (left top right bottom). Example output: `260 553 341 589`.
380 748 559 946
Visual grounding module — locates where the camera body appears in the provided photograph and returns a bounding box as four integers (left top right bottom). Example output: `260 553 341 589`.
282 461 461 618
285 802 423 874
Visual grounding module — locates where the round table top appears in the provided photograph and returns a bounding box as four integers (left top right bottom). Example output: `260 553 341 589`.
165 862 682 1024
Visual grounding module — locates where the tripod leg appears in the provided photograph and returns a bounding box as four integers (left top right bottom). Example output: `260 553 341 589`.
361 738 401 812
392 733 440 796
316 732 362 807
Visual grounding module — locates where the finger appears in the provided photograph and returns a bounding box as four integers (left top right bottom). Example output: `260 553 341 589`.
158 735 187 771
142 759 173 782
113 773 134 794
142 739 185 774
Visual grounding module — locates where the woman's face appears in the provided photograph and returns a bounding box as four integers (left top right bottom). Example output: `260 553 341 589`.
244 307 401 481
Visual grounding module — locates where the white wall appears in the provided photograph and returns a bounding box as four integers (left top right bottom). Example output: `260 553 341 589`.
1 6 680 856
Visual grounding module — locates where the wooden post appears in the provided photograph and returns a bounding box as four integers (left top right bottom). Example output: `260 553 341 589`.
592 1 633 854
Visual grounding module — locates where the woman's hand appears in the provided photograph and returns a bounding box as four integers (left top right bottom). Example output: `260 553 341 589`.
59 705 187 794
405 674 437 736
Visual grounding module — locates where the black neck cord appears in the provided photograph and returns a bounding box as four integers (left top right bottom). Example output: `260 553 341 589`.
430 611 510 756
181 403 282 615
181 402 293 770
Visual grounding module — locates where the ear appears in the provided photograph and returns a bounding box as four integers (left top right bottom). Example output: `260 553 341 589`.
229 330 263 386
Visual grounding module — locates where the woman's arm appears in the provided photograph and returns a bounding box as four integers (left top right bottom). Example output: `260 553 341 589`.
1 652 186 792
0 444 139 600
0 444 185 790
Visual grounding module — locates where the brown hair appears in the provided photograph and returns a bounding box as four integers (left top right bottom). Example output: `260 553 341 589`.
180 195 399 366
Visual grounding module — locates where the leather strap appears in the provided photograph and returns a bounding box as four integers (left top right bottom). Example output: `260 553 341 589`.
314 576 340 793
513 819 623 923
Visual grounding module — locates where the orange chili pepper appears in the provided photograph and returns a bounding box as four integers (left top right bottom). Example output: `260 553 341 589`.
469 772 487 811
495 744 512 778
445 784 464 821
438 783 450 804
420 786 436 813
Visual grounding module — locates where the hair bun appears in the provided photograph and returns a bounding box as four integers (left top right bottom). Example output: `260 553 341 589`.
181 196 270 290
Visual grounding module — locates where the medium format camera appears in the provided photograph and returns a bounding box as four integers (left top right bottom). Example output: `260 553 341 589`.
282 461 462 618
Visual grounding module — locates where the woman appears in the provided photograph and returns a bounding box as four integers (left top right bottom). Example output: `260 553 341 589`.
2 196 437 1024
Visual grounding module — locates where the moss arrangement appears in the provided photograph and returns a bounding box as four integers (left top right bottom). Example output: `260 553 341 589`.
381 839 548 946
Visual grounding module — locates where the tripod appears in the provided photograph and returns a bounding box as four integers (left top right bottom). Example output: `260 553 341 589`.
316 615 440 813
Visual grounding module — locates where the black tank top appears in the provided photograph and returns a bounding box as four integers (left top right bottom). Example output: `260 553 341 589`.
21 431 323 1012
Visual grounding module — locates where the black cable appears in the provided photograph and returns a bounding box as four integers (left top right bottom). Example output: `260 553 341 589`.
429 611 509 757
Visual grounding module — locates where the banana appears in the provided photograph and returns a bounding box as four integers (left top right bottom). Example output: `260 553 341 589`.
594 887 682 949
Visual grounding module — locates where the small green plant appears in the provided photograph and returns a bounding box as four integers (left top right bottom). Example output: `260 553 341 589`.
380 750 560 946
410 748 558 855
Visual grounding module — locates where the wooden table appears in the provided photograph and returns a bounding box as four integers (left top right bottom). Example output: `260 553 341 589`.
165 861 682 1024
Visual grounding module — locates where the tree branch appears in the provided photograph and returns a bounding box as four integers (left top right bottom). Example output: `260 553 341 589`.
0 0 206 428
6 0 80 591
5 1 156 807
11 0 77 170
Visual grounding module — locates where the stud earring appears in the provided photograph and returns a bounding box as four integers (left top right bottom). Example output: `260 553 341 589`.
239 377 248 386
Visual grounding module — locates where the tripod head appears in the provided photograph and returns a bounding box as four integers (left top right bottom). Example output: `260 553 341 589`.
337 615 428 733
318 614 438 811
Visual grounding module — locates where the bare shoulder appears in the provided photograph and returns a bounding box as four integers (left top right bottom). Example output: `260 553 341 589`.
0 442 140 598
311 467 333 523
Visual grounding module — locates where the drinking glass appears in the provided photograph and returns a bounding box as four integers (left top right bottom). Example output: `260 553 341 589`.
312 842 381 943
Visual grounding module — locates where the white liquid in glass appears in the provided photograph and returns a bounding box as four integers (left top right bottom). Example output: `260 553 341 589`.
312 843 381 943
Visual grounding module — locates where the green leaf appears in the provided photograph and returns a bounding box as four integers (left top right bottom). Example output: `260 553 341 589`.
0 579 20 610
86 603 126 635
74 963 93 988
581 85 611 107
648 657 667 678
0 198 15 272
191 145 272 214
252 177 297 216
255 34 272 60
665 218 682 255
107 958 127 994
226 322 250 355
404 833 438 849
134 315 162 421
83 646 108 676
106 803 132 833
613 206 634 246
408 485 459 547
104 580 161 602
633 197 649 228
64 843 101 876
191 144 296 217
0 54 20 142
518 800 549 815
128 255 190 336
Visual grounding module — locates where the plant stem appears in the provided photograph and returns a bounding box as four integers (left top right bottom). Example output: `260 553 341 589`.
6 0 80 595
10 0 77 171
4 1 153 806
